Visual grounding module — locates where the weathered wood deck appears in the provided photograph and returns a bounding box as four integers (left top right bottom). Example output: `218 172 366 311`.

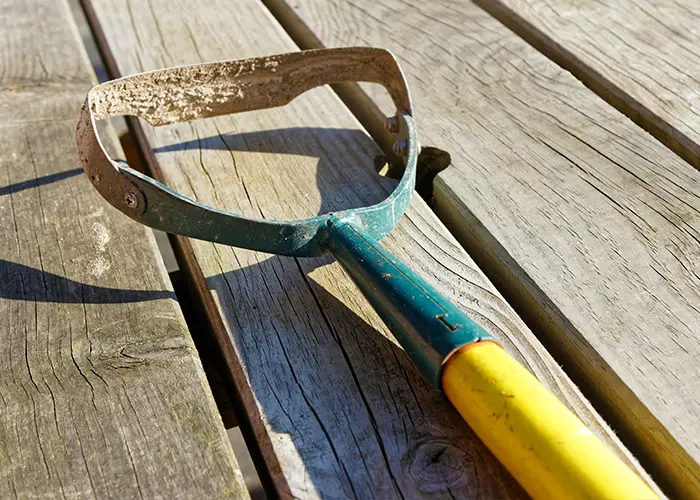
263 0 700 496
2 0 699 497
0 0 246 496
477 0 700 170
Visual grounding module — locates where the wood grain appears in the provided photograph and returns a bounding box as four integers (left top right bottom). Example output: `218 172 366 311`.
473 0 700 171
82 0 656 496
0 0 247 497
260 0 700 496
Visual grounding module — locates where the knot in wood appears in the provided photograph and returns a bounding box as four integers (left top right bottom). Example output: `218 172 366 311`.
408 440 470 492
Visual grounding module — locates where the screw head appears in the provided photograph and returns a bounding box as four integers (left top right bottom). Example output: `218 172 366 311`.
124 191 139 208
392 140 408 157
385 116 400 134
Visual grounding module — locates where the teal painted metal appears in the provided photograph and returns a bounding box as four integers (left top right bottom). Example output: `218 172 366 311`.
324 216 495 388
77 48 496 389
117 113 417 257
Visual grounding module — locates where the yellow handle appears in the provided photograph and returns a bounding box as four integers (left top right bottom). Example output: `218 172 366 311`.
442 342 656 499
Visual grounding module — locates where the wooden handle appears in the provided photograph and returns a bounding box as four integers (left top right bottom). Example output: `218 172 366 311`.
442 342 656 499
327 217 654 497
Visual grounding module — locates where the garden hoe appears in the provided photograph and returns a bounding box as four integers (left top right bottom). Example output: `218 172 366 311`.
76 47 655 499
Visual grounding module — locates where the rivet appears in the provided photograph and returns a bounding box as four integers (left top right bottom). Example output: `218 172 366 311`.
385 116 400 134
90 173 100 185
392 140 408 157
124 191 139 208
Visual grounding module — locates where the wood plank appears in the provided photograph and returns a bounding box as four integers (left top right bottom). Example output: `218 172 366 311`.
0 0 247 497
82 0 656 497
473 0 700 171
260 0 700 496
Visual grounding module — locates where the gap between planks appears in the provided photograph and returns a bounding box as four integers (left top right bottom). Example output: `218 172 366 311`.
473 0 700 172
76 2 285 493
